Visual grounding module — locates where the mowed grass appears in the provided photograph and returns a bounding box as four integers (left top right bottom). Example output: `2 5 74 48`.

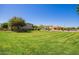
0 31 79 55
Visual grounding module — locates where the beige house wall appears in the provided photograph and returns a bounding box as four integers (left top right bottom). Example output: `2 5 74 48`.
49 26 64 31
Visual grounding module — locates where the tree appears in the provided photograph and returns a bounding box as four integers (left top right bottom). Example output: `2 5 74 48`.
70 27 76 30
33 25 38 30
9 17 26 31
77 27 79 29
64 27 70 31
38 25 45 30
1 23 8 29
45 26 51 31
76 5 79 14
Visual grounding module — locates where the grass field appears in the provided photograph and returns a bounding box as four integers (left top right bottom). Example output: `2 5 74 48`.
0 31 79 55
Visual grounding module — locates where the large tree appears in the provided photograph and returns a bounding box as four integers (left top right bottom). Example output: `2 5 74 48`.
9 17 26 31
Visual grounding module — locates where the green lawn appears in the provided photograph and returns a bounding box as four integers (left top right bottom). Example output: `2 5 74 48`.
0 30 79 55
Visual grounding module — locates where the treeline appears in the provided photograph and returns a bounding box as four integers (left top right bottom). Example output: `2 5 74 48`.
63 27 79 31
0 17 79 32
0 17 50 32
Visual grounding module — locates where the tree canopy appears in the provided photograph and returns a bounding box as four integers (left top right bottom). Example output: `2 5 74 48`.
9 17 26 31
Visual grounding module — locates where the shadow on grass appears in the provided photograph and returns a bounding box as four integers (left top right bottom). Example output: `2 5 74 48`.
15 30 33 33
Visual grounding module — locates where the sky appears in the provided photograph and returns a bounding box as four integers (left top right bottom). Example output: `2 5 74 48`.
0 4 79 27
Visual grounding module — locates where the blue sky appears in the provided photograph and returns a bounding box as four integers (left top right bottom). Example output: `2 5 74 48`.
0 4 79 27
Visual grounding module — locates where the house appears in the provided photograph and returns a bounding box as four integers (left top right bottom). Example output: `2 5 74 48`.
48 26 64 31
20 23 33 31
